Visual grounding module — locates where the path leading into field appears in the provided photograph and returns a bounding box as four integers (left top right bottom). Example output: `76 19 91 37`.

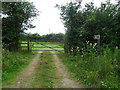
51 51 81 88
12 51 42 88
7 51 81 88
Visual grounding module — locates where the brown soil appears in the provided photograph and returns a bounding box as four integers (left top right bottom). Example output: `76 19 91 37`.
51 51 82 88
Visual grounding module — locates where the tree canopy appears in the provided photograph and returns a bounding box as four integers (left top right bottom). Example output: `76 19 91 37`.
57 0 120 55
2 1 39 51
20 32 64 42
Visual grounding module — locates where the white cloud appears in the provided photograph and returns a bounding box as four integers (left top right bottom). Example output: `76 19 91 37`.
26 0 67 35
25 0 115 35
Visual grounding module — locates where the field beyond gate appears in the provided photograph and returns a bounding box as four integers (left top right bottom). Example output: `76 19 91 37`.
20 41 64 53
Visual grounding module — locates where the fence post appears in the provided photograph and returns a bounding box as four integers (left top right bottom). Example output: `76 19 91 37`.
28 41 30 51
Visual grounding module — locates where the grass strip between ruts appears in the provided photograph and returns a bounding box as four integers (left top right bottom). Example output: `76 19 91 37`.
31 51 57 88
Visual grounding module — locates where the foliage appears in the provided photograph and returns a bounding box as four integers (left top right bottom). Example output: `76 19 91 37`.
41 33 64 42
57 0 120 87
2 2 39 51
20 33 64 42
20 32 41 41
58 1 120 55
58 47 120 88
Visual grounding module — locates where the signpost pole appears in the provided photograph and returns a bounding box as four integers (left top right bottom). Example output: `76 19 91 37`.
97 38 100 55
94 35 100 55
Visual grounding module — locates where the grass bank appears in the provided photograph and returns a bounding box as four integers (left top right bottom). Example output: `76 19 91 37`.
58 48 119 88
2 50 35 87
32 51 57 88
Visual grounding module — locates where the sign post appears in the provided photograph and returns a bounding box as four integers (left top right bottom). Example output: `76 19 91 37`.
94 35 100 55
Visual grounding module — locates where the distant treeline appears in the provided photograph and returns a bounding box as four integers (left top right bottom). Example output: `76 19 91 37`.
20 33 65 42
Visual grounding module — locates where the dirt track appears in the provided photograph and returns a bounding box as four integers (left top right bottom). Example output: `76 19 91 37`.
12 51 42 88
51 51 82 88
4 51 82 88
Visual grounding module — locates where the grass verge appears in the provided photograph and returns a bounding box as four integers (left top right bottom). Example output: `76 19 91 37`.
32 51 57 88
2 50 35 87
58 48 119 88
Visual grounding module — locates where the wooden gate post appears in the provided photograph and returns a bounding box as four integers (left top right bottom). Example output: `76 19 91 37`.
28 41 30 51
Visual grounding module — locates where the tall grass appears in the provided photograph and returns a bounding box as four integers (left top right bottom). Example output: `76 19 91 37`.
2 50 35 86
58 47 119 88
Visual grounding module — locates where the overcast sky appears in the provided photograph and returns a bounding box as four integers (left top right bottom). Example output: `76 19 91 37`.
25 0 116 35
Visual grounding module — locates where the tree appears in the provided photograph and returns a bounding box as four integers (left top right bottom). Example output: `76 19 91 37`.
59 2 83 55
41 33 64 42
2 2 39 51
58 0 119 55
86 1 119 50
